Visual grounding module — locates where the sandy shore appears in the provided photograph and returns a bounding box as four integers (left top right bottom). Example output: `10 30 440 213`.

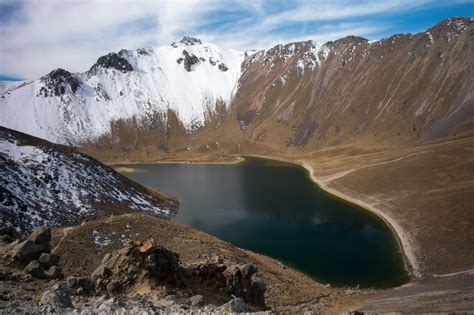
113 166 137 173
297 159 420 279
110 156 244 169
242 154 421 279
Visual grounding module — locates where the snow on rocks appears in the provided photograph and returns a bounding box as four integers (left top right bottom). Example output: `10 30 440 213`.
0 127 176 235
246 40 330 73
0 37 244 144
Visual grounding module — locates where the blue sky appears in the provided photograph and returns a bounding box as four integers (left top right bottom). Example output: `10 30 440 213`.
0 0 472 80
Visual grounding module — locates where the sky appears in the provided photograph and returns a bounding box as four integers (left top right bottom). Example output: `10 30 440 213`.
0 0 473 80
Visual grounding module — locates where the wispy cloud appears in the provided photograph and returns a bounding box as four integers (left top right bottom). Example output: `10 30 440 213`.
0 0 471 79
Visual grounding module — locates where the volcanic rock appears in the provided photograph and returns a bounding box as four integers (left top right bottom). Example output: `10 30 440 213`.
10 240 45 263
24 260 45 278
38 253 60 268
0 226 19 243
27 226 51 252
92 239 180 295
44 266 63 279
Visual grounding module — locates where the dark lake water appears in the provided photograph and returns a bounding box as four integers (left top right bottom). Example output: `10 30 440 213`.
120 157 408 288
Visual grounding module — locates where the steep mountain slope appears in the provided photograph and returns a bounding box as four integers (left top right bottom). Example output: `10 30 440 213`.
232 17 473 150
0 19 471 151
0 127 178 235
0 37 243 144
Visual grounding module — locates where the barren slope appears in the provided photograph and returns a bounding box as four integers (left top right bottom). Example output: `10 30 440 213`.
0 127 178 235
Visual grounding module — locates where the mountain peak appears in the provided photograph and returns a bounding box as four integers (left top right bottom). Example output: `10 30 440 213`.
425 16 471 42
171 36 202 47
433 17 471 30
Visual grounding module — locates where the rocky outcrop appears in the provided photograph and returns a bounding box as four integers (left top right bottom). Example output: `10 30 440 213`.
180 50 201 72
38 68 81 97
8 240 44 263
89 52 133 73
224 263 266 306
172 36 203 47
92 239 181 295
40 284 73 308
218 63 228 71
90 238 266 310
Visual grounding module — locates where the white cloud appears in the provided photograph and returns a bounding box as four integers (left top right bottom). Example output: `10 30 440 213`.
0 0 218 78
0 0 459 79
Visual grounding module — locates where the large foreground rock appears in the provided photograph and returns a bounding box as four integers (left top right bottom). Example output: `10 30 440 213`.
9 226 52 264
224 263 267 306
90 238 267 309
40 286 73 308
92 239 180 295
10 240 45 263
27 226 51 251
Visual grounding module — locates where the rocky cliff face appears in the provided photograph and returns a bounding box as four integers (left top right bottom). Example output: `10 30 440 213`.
0 18 472 154
0 127 178 235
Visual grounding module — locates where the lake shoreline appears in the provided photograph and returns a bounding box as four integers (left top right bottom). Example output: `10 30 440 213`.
110 154 419 281
247 154 419 280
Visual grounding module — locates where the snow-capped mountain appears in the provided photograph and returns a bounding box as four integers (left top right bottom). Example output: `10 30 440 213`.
0 37 243 144
0 18 472 151
0 126 178 235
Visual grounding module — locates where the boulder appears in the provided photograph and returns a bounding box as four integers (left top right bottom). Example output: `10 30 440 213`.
66 276 78 288
220 298 247 313
92 239 180 295
224 263 266 307
27 226 51 251
38 253 60 268
40 288 73 308
44 266 63 279
66 276 95 295
24 260 45 278
189 294 204 306
250 277 267 306
11 240 45 263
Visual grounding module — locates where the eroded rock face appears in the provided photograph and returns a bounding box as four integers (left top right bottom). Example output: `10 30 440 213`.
224 263 266 306
39 68 82 97
90 238 267 309
181 50 201 72
92 239 180 295
90 52 134 73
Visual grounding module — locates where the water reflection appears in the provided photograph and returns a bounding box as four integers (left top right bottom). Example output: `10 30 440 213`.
120 158 408 288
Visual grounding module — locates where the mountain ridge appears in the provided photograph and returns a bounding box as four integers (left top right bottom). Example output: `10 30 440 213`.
1 17 471 150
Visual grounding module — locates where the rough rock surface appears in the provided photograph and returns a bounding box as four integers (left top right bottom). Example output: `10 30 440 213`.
9 240 45 263
39 68 81 97
0 235 267 313
0 226 19 243
92 239 181 295
91 238 267 309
